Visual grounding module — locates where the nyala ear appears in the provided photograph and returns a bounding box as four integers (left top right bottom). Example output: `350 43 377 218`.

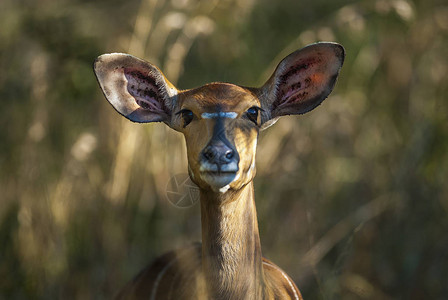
258 42 345 129
94 53 178 125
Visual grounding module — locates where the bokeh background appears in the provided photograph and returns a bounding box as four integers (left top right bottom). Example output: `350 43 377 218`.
1 0 448 298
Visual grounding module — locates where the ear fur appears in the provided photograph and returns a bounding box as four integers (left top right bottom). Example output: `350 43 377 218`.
93 53 178 124
258 42 345 127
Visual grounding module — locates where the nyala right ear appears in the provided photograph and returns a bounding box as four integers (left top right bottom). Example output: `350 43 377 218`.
257 42 345 129
94 53 178 125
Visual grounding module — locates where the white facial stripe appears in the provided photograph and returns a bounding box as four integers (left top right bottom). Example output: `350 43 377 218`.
201 112 238 119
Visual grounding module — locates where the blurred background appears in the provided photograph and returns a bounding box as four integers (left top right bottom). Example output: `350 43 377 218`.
1 0 447 298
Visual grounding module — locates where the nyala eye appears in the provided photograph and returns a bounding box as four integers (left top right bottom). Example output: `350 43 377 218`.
246 107 259 124
177 109 194 127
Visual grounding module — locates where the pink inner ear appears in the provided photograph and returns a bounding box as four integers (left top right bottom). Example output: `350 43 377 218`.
275 57 322 108
124 68 166 114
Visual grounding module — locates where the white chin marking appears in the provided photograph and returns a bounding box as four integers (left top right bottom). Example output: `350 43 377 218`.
201 112 237 119
219 185 230 193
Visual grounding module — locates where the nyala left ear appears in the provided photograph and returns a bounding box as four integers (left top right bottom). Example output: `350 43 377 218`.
93 53 178 126
258 42 345 129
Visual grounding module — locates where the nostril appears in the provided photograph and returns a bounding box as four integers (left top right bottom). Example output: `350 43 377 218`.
203 148 214 161
225 150 234 160
202 144 236 164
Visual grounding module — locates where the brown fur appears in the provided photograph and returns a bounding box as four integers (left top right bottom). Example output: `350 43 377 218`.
114 85 301 299
94 42 345 300
116 245 302 300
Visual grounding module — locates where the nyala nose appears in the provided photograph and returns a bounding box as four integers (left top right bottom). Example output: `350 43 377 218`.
202 142 238 166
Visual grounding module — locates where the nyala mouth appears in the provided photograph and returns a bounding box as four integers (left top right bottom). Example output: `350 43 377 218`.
200 171 237 189
199 161 238 174
201 171 237 176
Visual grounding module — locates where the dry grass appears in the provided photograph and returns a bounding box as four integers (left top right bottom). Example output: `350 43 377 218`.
1 0 447 298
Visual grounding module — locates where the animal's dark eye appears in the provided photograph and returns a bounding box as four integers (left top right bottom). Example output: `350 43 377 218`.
178 109 194 127
246 107 259 124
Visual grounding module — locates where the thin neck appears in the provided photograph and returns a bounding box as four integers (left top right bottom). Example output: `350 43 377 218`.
200 182 265 300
